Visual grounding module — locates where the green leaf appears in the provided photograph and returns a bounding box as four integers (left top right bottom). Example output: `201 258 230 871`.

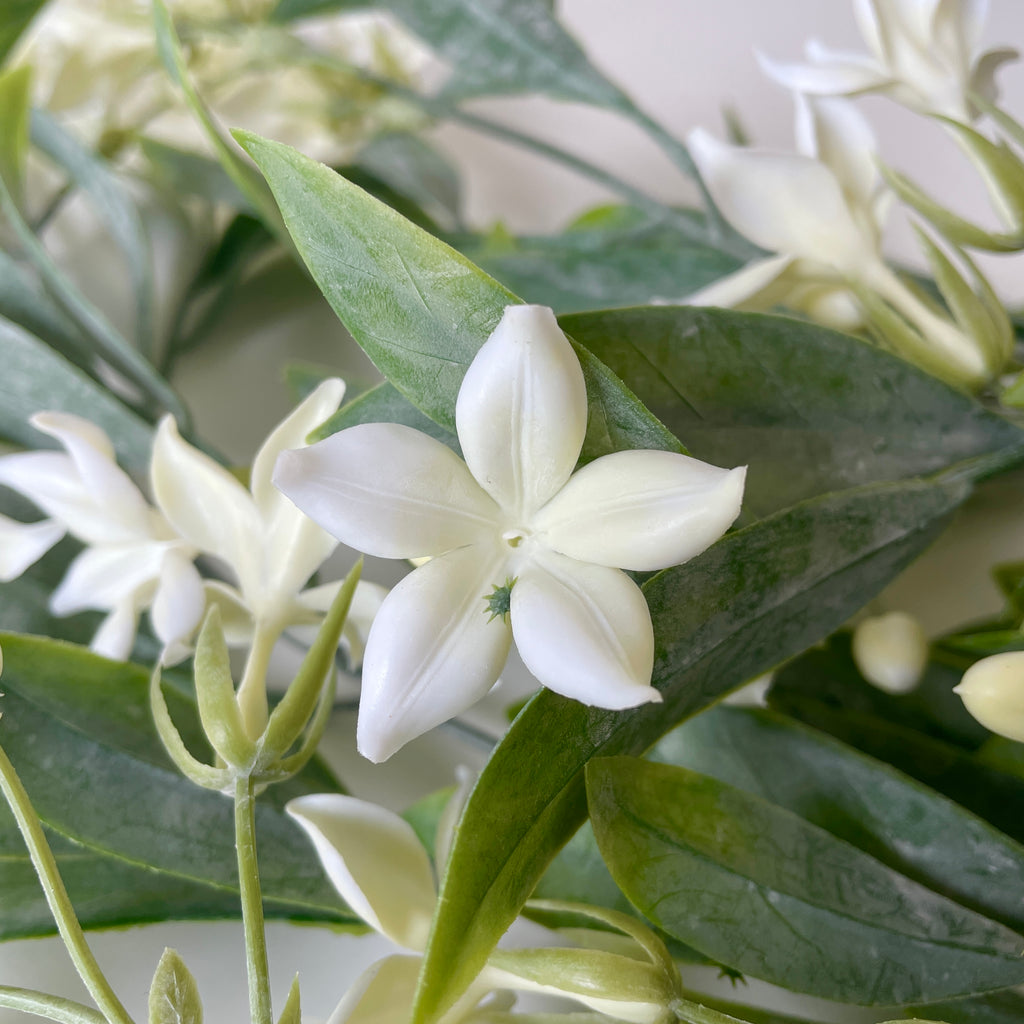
140 137 254 211
768 640 1024 846
31 110 156 357
271 0 633 111
411 473 974 1024
148 949 202 1024
0 634 360 933
906 990 1024 1024
237 131 682 461
0 1 47 65
559 306 1024 517
586 755 1024 1004
0 322 153 474
0 65 30 203
652 704 1024 934
453 217 740 313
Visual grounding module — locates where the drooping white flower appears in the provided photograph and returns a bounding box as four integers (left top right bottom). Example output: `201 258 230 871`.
0 412 204 661
274 305 745 763
151 378 384 734
955 651 1024 741
851 611 929 694
757 0 1018 121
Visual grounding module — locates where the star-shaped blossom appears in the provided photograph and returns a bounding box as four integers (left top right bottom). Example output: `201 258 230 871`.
757 0 1018 121
0 411 203 661
274 304 745 762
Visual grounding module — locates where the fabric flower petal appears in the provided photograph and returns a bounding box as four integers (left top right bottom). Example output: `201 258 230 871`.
455 304 587 518
687 128 874 272
274 423 500 560
286 794 436 950
151 417 264 600
357 544 512 763
535 451 745 571
0 514 65 581
511 552 659 709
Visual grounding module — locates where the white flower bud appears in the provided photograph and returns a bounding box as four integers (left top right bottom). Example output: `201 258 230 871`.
851 612 928 695
955 651 1024 742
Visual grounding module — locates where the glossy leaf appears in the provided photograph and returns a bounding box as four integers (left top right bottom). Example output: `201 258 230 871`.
237 131 682 461
0 322 153 474
31 110 155 356
453 217 740 314
652 704 1024 934
411 473 974 1024
0 634 359 934
560 306 1024 517
271 0 633 111
586 755 1024 1004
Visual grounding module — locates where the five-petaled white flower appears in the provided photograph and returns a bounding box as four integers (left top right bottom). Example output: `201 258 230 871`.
274 304 745 763
151 378 386 736
757 0 1018 121
0 411 204 662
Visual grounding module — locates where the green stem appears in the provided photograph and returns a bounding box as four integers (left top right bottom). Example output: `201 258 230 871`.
0 986 107 1024
0 745 135 1024
671 995 752 1024
235 621 280 741
235 773 273 1024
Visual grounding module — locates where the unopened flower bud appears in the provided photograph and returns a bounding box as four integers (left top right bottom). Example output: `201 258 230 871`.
955 651 1024 742
852 612 928 695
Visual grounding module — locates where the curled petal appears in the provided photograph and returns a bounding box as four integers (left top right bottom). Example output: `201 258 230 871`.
151 417 264 600
274 423 499 560
0 514 64 581
683 254 796 311
971 47 1019 105
357 544 512 763
512 552 659 709
150 549 205 662
286 795 436 950
687 129 874 272
50 543 166 615
535 452 745 571
455 304 587 518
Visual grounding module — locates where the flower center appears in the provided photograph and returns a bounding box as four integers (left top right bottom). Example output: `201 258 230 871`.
502 527 529 548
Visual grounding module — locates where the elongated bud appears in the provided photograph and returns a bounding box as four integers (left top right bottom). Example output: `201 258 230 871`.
955 651 1024 741
852 612 928 695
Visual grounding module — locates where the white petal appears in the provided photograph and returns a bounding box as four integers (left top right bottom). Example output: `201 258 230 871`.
202 581 255 645
286 795 436 950
151 417 264 600
250 380 346 605
90 601 139 662
756 48 889 96
299 578 389 669
455 304 587 518
512 552 659 709
687 129 874 272
50 543 166 615
0 514 64 580
274 423 499 560
683 254 796 310
535 452 745 572
794 95 881 213
854 0 888 63
150 549 205 659
357 545 512 763
31 412 153 535
326 955 421 1024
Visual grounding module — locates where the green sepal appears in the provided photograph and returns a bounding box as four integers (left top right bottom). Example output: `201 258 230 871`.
149 948 203 1024
193 607 258 770
0 64 30 204
260 558 362 765
149 666 233 791
276 976 301 1024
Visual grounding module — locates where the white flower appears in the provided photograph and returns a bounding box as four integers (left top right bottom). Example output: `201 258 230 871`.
955 651 1024 742
151 379 384 734
274 305 745 762
0 412 203 661
757 0 1018 121
851 611 928 694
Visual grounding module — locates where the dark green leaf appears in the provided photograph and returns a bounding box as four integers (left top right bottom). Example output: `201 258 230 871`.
453 219 740 314
586 755 1024 1004
237 131 682 461
0 322 153 474
412 474 973 1024
0 634 359 933
0 1 47 65
559 306 1024 517
31 110 155 356
652 704 1024 934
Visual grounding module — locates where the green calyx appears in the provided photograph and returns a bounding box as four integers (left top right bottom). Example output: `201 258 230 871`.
483 577 518 623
